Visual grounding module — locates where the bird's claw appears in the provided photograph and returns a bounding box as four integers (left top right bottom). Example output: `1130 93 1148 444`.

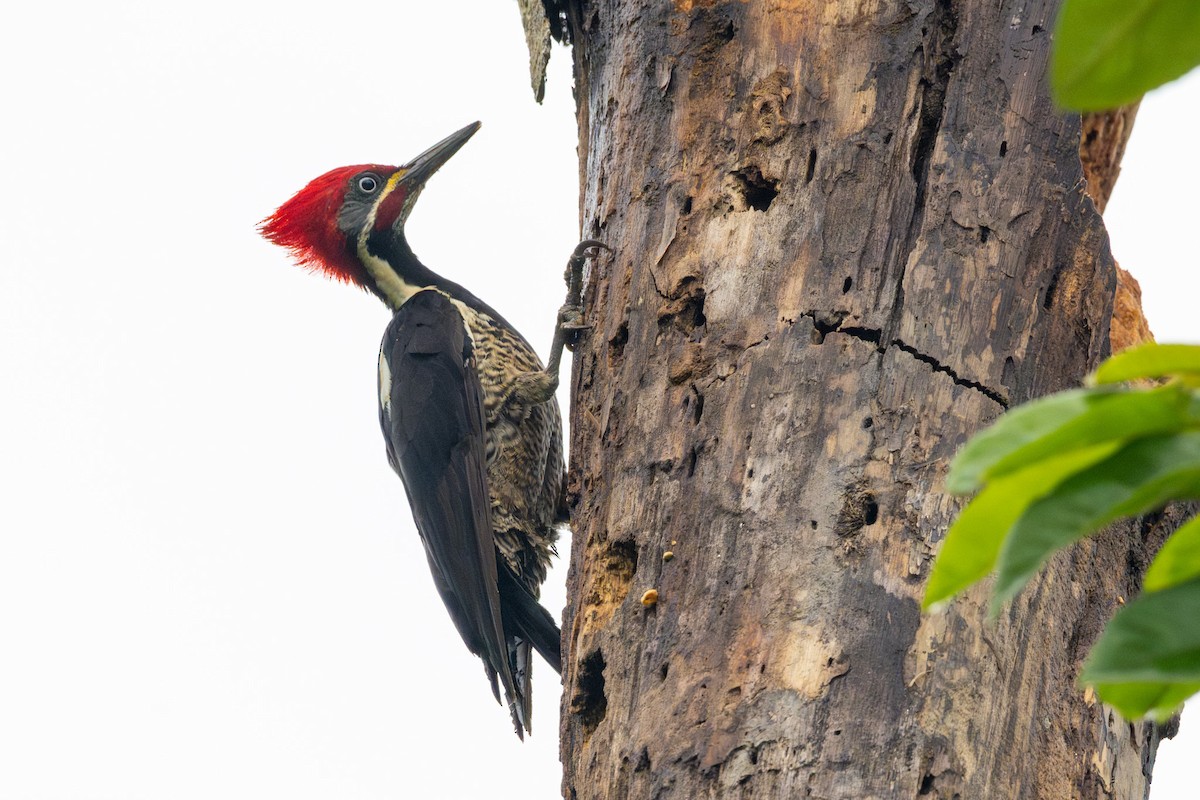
560 241 608 349
569 238 611 260
563 240 612 289
559 309 592 352
558 303 591 350
558 303 587 329
546 240 610 375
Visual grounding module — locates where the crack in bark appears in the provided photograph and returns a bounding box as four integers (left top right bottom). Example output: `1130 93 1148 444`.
841 326 883 345
801 310 882 347
799 311 1006 406
647 260 669 300
892 339 1008 408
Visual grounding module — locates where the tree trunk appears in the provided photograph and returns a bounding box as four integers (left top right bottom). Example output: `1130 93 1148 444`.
556 1 1170 797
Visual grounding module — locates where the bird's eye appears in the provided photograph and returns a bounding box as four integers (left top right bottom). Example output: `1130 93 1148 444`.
358 175 379 193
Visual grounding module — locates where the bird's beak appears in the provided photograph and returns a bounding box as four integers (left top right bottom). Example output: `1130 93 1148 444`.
400 121 481 188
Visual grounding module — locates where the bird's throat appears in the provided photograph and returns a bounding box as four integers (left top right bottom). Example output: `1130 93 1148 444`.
357 229 507 350
357 231 435 311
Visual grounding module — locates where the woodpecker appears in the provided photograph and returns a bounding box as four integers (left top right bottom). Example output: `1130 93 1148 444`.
260 122 598 737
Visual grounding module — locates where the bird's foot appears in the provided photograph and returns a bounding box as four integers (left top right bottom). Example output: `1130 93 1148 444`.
542 239 611 388
560 240 610 351
558 302 590 334
563 239 611 288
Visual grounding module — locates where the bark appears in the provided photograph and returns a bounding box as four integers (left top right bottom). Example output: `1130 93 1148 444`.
517 0 552 103
1110 265 1153 354
554 1 1168 797
1074 103 1154 353
1080 103 1141 216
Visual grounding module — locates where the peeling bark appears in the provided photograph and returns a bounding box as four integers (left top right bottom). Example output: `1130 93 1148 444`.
1074 102 1153 353
1110 266 1153 353
1073 103 1155 353
517 0 553 103
555 1 1163 797
1080 103 1141 215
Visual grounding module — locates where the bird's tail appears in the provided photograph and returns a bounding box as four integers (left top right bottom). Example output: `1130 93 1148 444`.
494 561 563 737
498 566 562 674
485 657 528 740
508 639 534 737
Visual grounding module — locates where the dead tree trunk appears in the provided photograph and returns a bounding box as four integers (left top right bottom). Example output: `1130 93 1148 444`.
555 1 1170 796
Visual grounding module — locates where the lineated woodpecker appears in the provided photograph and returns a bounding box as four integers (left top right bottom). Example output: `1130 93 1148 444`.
260 122 602 737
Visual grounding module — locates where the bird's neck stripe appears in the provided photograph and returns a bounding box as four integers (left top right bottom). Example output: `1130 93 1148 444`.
354 235 480 350
357 242 430 309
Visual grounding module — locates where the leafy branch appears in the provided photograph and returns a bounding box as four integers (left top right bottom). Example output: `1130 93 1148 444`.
926 344 1200 720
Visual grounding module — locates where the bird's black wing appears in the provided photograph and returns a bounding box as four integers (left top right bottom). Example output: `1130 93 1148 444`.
378 290 526 735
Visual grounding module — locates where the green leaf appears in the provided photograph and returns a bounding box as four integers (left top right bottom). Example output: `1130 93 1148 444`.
1145 515 1200 592
1092 343 1200 385
1052 0 1200 111
947 384 1195 495
995 432 1200 606
924 443 1121 608
947 389 1099 494
1083 577 1200 718
1092 679 1200 721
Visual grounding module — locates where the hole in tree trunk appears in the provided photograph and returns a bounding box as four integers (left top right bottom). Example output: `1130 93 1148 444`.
608 321 629 362
690 388 705 425
731 165 779 212
571 648 608 734
862 495 879 525
836 484 879 536
608 538 638 578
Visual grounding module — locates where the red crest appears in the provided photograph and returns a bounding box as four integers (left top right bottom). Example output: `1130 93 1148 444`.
260 165 394 287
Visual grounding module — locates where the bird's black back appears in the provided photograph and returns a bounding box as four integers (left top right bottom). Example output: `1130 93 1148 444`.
377 289 560 737
378 291 521 728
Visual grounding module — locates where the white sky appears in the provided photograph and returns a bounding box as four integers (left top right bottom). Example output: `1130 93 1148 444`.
0 2 1195 798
